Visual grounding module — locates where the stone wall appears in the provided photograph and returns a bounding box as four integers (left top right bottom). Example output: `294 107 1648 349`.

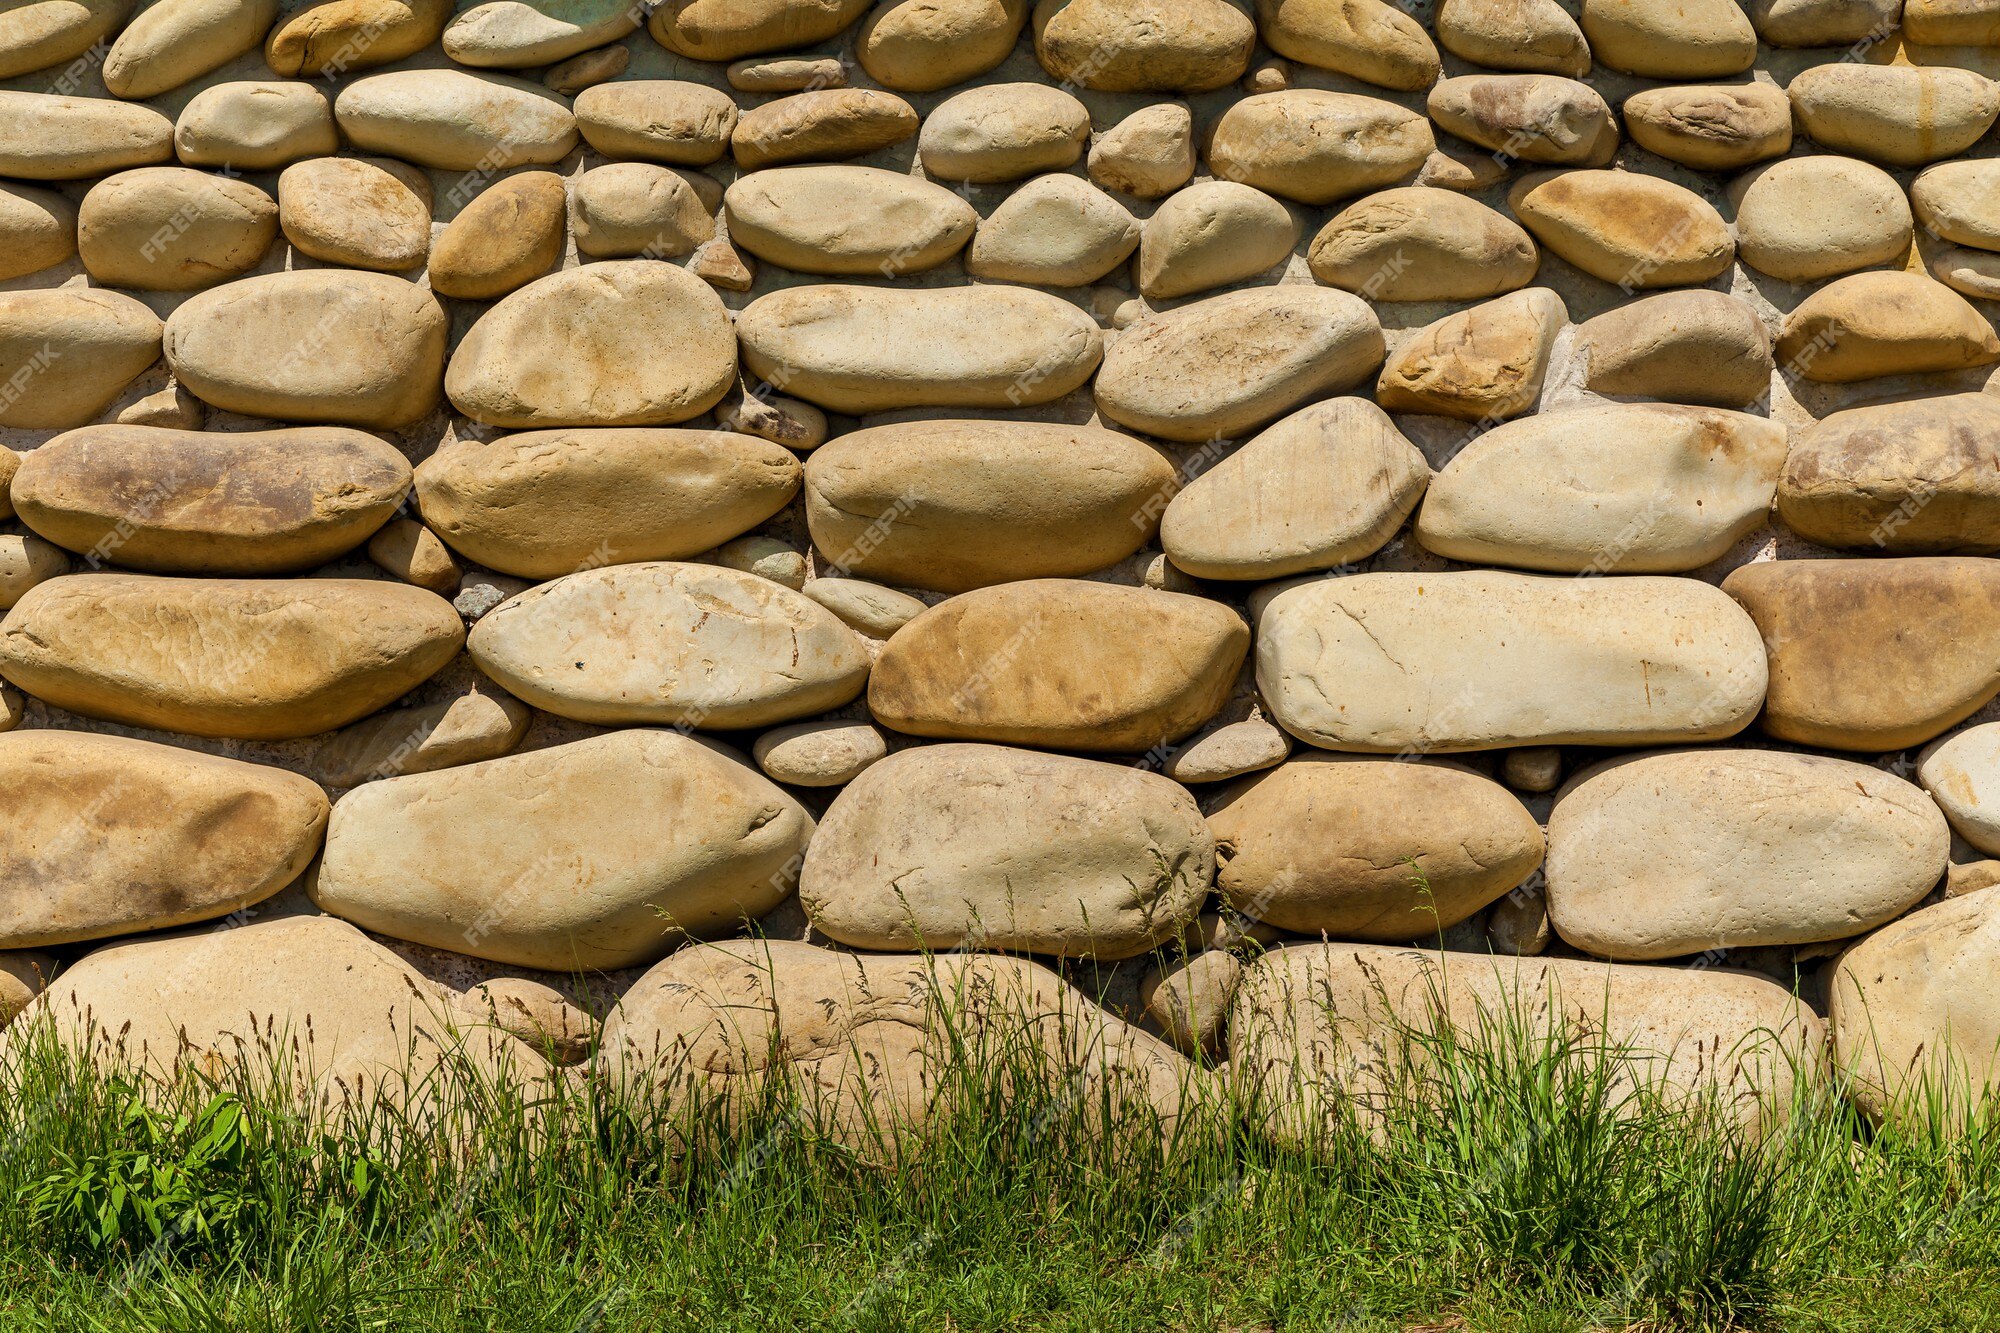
2 0 1999 1127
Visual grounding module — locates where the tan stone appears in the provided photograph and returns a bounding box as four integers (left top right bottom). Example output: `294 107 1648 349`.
0 535 66 609
102 0 278 99
1094 286 1384 442
456 978 595 1064
1254 0 1439 90
1776 271 2000 383
1416 404 1788 573
543 42 626 93
1929 244 2000 301
857 0 1026 91
573 80 738 166
1142 950 1240 1055
0 184 76 282
1579 0 1756 78
1920 722 2000 854
1622 83 1794 171
265 0 451 74
648 0 869 59
737 284 1101 413
164 270 444 429
1087 103 1195 198
366 519 458 593
1788 63 2000 166
442 0 639 66
1426 74 1617 166
1164 717 1290 783
469 561 869 729
1259 571 1767 752
1031 0 1253 92
569 163 715 260
965 174 1139 286
1574 290 1773 407
725 165 974 276
428 171 565 301
1948 859 2000 897
752 720 888 787
315 729 812 969
725 54 845 92
1906 0 2000 43
801 743 1212 957
1414 146 1510 192
0 450 15 521
1161 399 1427 581
173 82 338 170
334 70 577 171
731 89 918 170
1504 746 1562 794
1779 394 2000 553
447 263 735 429
1723 557 2000 751
918 82 1089 183
1308 187 1538 302
704 534 807 590
1750 0 1900 44
869 580 1247 751
718 389 826 451
0 951 54 1024
1208 91 1434 205
0 0 130 78
1912 159 2000 252
0 289 161 431
1508 170 1733 288
78 168 276 291
1376 287 1565 422
115 383 205 430
12 424 410 575
278 156 430 273
1435 0 1589 77
1731 155 1911 284
308 681 531 788
803 420 1173 593
803 576 925 638
1136 181 1298 299
0 93 172 181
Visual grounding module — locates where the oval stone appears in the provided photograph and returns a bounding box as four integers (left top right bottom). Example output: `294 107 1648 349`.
730 89 918 170
752 719 887 787
0 0 129 78
446 262 736 429
804 420 1173 592
1376 287 1567 422
1426 74 1617 165
468 562 870 729
965 173 1140 286
1094 286 1384 443
164 271 445 430
1210 754 1542 940
1208 91 1434 206
869 580 1249 752
1779 394 2000 554
0 574 462 739
101 0 278 99
917 82 1089 184
415 428 800 579
1776 271 2000 383
1434 0 1589 76
800 742 1212 958
1913 159 2000 251
1509 170 1733 288
737 285 1102 413
724 165 975 275
1256 0 1440 90
0 289 161 431
0 183 76 282
12 424 411 575
1622 83 1793 171
1137 180 1298 299
173 81 338 171
1548 749 1947 960
649 0 869 59
1308 187 1538 302
1574 290 1773 407
314 729 813 970
1258 571 1768 752
1919 722 2000 855
442 0 640 67
334 69 578 171
1416 404 1787 573
1579 0 1755 78
856 0 1026 91
1730 155 1912 285
427 171 566 300
0 92 173 180
265 0 451 75
1031 0 1253 92
573 80 738 166
78 167 277 292
0 732 327 949
1788 63 2000 167
279 156 431 273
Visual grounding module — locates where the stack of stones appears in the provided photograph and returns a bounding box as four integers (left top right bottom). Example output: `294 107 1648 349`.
1 0 1999 1136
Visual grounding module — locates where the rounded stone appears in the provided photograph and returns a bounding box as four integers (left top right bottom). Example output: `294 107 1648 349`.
173 82 338 171
101 0 278 99
648 0 870 60
0 92 173 180
1308 187 1538 302
456 978 595 1065
278 156 431 273
724 165 975 276
334 69 578 171
442 0 640 67
78 167 276 292
1776 271 2000 383
573 80 738 166
1163 717 1291 784
1137 181 1298 300
0 184 76 282
917 82 1089 184
1574 290 1773 407
1087 103 1194 198
1906 0 2000 43
1435 0 1590 77
855 0 1026 91
13 424 411 575
753 719 888 787
725 54 844 93
1142 950 1241 1056
0 0 130 78
1912 159 2000 252
545 44 627 94
1426 74 1617 166
1778 394 2000 554
1255 0 1439 90
1920 723 2000 855
1207 91 1434 206
1749 0 1900 44
0 535 67 609
1508 169 1734 288
0 289 161 431
569 163 716 260
1579 0 1756 78
308 680 529 789
427 171 566 301
265 0 451 75
731 89 918 170
965 174 1139 286
803 577 926 638
1730 155 1911 285
1030 0 1253 92
1622 83 1794 172
1788 63 2000 167
1375 287 1567 422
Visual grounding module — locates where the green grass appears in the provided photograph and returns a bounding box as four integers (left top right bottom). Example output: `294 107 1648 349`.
0 965 1995 1333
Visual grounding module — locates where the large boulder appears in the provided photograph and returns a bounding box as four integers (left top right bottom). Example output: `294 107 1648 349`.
1778 394 2000 554
802 420 1173 592
1722 557 2000 751
416 428 798 580
1258 571 1767 752
0 289 161 430
313 729 812 970
333 69 577 170
801 743 1211 959
1030 0 1252 92
1207 91 1434 205
0 732 327 949
1547 749 1946 961
868 580 1248 752
723 165 975 275
0 574 461 740
1208 754 1543 939
12 425 411 575
468 562 870 729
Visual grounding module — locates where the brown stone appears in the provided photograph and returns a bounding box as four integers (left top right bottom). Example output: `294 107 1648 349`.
428 172 566 301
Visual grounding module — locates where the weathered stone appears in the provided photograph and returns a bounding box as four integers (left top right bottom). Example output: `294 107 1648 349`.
0 0 129 78
731 89 918 170
1094 286 1384 443
469 562 869 728
738 285 1101 413
442 0 639 67
753 719 888 787
726 53 844 93
279 156 431 273
1949 859 2000 897
0 450 15 520
725 165 974 276
1161 399 1427 581
704 534 807 590
366 518 458 593
308 682 530 788
1142 950 1240 1055
0 574 462 739
1136 181 1297 299
1087 103 1194 198
1259 571 1767 751
1579 0 1755 78
1921 722 2000 855
1929 244 2000 301
1416 404 1787 573
1574 290 1773 407
1776 271 2000 383
918 82 1089 183
456 978 595 1064
115 384 204 430
334 70 577 171
573 80 737 166
1503 746 1562 794
649 0 869 59
1788 63 2000 166
1508 170 1733 288
1255 0 1439 90
315 729 811 969
965 174 1139 286
803 420 1172 593
12 424 410 575
173 82 338 170
102 0 278 99
1414 145 1509 192
1435 0 1589 77
1164 717 1290 783
446 263 736 428
543 42 626 93
801 743 1212 957
265 0 451 74
718 389 827 451
1912 159 2000 252
1208 91 1434 205
1622 83 1793 171
1376 287 1565 421
164 271 444 429
1905 0 2000 43
1211 755 1542 939
1730 155 1911 284
857 0 1026 91
1723 557 2000 751
803 576 925 638
1031 0 1252 92
0 184 76 282
1778 394 2000 554
78 168 276 291
0 93 173 181
1426 74 1617 165
0 289 161 431
427 171 565 300
569 163 715 260
1308 187 1538 302
0 951 53 1023
1749 0 1900 45
0 535 66 609
869 580 1247 751
692 235 755 291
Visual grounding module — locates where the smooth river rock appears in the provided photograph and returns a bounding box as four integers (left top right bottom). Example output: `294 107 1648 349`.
649 0 870 60
965 173 1140 286
333 69 578 171
1426 74 1617 166
1778 394 2000 554
0 0 131 78
0 93 173 180
917 82 1089 183
1207 90 1434 205
1578 0 1755 78
855 0 1027 91
1308 187 1538 302
0 289 161 431
1375 287 1566 422
77 168 277 291
172 81 338 171
724 165 975 275
730 89 918 169
1730 155 1912 285
1920 722 2000 855
1508 170 1733 288
1030 0 1253 92
101 0 278 99
1573 290 1773 407
1622 83 1792 171
574 80 737 165
264 0 452 75
427 171 566 300
1775 271 2000 383
1435 0 1588 76
1787 63 2000 167
0 184 76 282
442 0 641 67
